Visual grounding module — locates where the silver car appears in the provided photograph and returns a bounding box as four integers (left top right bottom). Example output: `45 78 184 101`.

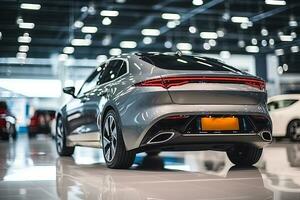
56 52 272 169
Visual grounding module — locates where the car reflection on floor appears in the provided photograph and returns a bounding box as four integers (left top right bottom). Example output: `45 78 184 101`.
0 135 300 199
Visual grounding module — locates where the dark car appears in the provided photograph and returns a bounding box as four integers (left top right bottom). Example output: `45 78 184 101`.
55 53 272 169
28 109 55 137
0 101 17 140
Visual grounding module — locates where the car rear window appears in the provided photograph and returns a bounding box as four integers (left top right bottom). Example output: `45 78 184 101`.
139 54 240 72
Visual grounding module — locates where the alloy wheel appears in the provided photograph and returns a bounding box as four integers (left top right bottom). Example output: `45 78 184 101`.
290 120 300 141
103 115 117 162
56 119 64 152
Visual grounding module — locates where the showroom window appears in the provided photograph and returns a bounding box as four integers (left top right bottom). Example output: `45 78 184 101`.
267 99 298 111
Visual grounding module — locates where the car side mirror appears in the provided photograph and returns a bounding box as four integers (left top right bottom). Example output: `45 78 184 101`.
63 87 76 98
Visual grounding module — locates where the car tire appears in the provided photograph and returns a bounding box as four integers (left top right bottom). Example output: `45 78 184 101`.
287 119 300 141
102 110 136 169
226 145 262 166
56 116 74 156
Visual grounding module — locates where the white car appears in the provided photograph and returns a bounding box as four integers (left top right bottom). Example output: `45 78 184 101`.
268 94 300 141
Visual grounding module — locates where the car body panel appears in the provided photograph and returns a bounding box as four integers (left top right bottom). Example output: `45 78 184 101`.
58 53 272 152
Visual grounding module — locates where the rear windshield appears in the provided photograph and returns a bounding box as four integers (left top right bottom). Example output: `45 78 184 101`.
140 54 240 72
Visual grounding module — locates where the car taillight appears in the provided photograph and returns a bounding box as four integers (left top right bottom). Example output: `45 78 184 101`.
135 76 265 91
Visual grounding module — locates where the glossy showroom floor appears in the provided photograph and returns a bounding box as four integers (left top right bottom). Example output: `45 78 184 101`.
0 135 300 200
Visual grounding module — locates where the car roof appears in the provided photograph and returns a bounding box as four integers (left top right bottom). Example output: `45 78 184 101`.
268 94 300 102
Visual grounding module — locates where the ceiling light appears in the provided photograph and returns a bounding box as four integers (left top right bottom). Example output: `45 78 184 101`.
240 23 249 29
265 0 286 5
283 63 288 71
58 54 68 62
261 40 268 47
167 21 177 29
16 52 27 59
102 17 112 25
19 22 35 29
261 28 269 36
220 51 231 59
63 47 74 54
275 48 284 56
16 17 23 24
71 39 91 46
20 3 41 10
245 46 259 53
100 10 119 17
208 39 217 47
192 0 203 5
19 45 29 52
238 40 245 48
217 29 225 37
143 37 152 45
203 42 211 50
231 16 249 23
277 66 283 74
109 48 122 56
141 29 160 36
251 38 258 45
279 35 293 41
289 20 298 27
88 6 96 15
18 35 31 43
291 32 297 39
176 43 192 51
291 46 299 53
269 38 275 46
74 20 84 28
120 41 137 48
102 35 112 46
189 26 197 34
200 32 218 39
164 41 172 48
161 13 181 20
81 26 98 33
81 6 88 12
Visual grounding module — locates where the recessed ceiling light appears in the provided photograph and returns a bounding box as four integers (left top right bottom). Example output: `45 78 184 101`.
269 38 275 46
164 41 172 48
176 42 192 51
238 40 245 48
19 45 29 52
18 35 31 43
203 42 211 50
189 26 197 34
102 17 112 25
261 40 268 47
100 10 119 17
208 39 217 47
109 48 122 56
291 46 299 53
220 51 231 59
71 39 91 46
16 52 27 61
231 16 249 23
251 38 258 45
120 41 137 48
192 0 203 6
289 20 298 27
245 46 259 53
279 35 293 41
20 3 41 10
161 13 181 20
143 37 152 45
283 63 288 71
81 26 98 33
275 48 284 56
19 22 35 29
167 21 177 29
141 29 160 36
63 47 74 54
261 28 269 36
200 32 218 39
265 0 286 5
74 20 84 28
217 29 225 37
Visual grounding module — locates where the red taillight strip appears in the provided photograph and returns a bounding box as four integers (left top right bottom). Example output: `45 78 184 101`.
135 76 265 90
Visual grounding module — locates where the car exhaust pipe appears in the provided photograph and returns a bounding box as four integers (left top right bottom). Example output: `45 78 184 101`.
259 131 272 142
147 132 175 144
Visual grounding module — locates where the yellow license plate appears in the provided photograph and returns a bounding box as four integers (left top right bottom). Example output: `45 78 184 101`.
201 117 240 131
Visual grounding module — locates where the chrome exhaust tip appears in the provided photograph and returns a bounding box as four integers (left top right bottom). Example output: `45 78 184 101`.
259 131 272 142
147 132 175 144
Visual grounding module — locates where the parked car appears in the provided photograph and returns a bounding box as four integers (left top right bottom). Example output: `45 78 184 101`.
0 101 17 140
268 94 300 141
55 52 272 169
28 109 55 137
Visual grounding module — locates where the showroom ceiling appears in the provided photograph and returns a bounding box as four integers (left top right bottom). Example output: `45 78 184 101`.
0 0 299 60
